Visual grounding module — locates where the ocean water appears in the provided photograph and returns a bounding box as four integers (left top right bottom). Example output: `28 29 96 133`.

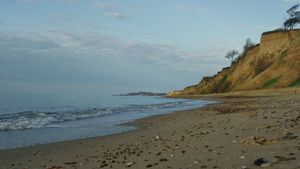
0 94 215 150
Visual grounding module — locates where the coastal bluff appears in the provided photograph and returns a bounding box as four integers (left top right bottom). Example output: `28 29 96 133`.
168 29 300 96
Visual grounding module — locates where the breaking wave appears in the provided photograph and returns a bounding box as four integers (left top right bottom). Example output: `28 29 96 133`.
0 101 185 131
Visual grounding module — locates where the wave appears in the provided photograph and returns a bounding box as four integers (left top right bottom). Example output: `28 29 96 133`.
0 101 185 131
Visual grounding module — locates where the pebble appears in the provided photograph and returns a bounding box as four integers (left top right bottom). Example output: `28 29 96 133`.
283 132 292 135
254 158 267 166
45 167 61 169
240 156 246 159
146 164 153 168
126 161 135 167
159 158 168 162
64 162 76 165
99 164 108 168
260 163 272 167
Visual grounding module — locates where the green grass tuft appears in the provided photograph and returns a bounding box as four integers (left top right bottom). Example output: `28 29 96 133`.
288 77 300 87
262 76 281 88
218 75 228 87
279 49 288 60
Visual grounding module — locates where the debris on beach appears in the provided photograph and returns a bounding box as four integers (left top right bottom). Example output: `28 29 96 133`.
239 136 279 145
260 163 273 167
253 158 273 167
126 161 135 167
254 158 267 166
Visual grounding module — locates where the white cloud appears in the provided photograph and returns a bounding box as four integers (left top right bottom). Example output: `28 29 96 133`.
105 12 130 19
94 0 130 20
79 22 110 30
94 2 115 9
0 30 224 75
47 15 74 27
196 6 209 11
55 0 75 4
178 6 188 11
170 6 188 11
0 30 228 94
94 0 116 10
218 22 227 26
283 0 299 2
17 0 39 2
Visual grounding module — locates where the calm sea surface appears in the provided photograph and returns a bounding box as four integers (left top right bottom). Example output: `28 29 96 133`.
0 94 215 150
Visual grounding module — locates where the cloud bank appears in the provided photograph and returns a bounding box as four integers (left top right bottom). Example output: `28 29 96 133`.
0 30 227 94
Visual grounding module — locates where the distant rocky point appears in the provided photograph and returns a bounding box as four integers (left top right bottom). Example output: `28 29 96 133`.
113 92 167 96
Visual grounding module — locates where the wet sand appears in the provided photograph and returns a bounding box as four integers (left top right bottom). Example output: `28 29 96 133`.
0 88 299 169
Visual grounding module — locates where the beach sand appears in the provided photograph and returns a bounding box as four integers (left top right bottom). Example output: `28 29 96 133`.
0 88 299 169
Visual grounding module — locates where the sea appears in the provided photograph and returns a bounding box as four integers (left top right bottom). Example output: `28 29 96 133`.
0 94 215 150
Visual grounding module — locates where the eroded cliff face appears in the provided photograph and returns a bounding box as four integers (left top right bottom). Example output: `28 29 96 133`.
168 29 300 96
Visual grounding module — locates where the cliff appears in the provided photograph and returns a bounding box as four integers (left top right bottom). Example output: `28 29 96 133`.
168 29 300 96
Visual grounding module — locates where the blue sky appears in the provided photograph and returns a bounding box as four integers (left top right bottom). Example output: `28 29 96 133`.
0 0 299 95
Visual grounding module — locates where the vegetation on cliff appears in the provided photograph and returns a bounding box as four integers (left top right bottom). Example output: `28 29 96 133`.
284 4 300 30
168 29 300 96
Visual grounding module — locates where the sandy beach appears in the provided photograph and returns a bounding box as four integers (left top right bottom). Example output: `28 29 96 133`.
0 87 299 169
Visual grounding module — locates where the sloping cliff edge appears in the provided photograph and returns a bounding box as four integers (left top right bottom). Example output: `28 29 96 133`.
168 29 300 96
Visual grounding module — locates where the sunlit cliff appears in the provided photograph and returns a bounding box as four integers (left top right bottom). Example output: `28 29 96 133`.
168 29 300 96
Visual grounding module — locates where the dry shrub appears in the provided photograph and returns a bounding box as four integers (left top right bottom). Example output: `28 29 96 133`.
210 85 219 93
210 81 231 93
220 81 232 92
254 57 273 76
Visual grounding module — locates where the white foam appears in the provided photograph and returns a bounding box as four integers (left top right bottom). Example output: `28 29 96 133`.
0 101 189 131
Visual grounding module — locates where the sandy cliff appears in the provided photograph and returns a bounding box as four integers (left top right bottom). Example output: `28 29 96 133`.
168 29 300 96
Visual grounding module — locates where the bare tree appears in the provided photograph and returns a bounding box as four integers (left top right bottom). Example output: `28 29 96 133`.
241 38 256 57
284 17 299 29
284 4 300 30
287 4 299 17
225 50 239 63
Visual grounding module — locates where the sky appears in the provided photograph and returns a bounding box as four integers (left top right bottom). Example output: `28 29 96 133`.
0 0 299 96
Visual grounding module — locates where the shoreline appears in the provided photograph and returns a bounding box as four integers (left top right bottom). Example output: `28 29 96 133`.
0 97 213 151
0 87 299 169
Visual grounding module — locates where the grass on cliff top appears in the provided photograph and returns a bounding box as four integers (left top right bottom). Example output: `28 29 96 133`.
288 77 300 87
262 28 300 35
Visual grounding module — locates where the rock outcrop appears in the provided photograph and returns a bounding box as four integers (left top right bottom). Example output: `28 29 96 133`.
168 29 300 96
